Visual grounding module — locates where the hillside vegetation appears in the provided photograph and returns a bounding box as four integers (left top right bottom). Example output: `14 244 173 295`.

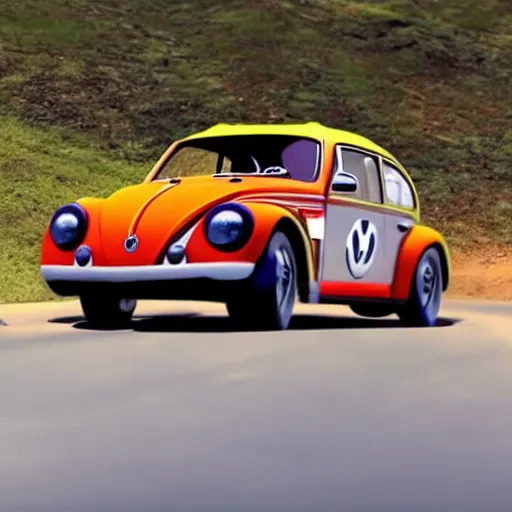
0 0 511 303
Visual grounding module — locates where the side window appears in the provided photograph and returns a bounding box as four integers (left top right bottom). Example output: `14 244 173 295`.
383 162 415 209
332 147 383 204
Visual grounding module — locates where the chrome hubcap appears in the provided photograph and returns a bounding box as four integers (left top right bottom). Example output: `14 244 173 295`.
275 246 294 309
421 261 436 307
418 258 439 308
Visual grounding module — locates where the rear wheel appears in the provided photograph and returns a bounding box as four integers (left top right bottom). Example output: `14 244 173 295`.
349 303 395 318
226 230 297 330
397 247 443 327
80 295 137 328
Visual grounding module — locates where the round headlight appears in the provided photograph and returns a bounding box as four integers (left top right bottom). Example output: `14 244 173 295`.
208 210 244 245
49 203 88 251
51 213 79 244
204 203 254 251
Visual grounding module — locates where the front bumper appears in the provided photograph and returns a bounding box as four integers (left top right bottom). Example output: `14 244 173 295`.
41 262 255 283
40 262 255 300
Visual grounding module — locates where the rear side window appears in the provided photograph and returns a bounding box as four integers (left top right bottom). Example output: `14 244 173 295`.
383 162 415 209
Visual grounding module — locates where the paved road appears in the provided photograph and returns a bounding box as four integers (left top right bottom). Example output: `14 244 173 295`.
0 299 511 512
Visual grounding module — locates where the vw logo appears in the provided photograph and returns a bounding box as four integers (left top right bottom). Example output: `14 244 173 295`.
124 234 139 253
346 219 378 279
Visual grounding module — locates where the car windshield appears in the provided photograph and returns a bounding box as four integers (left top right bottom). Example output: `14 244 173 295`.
153 135 321 183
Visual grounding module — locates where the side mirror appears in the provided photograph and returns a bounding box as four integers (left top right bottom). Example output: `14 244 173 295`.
331 172 358 193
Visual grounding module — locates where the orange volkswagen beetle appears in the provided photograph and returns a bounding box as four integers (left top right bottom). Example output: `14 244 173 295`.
40 122 451 330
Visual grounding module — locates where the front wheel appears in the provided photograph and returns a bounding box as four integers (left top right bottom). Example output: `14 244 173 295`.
226 230 297 330
80 295 137 328
397 247 443 327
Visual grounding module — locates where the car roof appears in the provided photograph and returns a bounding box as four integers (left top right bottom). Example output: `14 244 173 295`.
182 122 397 162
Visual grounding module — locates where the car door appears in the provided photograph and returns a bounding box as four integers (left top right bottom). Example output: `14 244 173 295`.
321 145 409 296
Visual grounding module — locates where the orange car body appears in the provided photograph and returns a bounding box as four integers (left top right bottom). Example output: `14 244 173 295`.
40 122 451 306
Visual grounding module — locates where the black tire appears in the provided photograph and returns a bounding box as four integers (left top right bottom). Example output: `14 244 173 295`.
226 299 253 325
80 295 137 328
349 303 396 318
396 247 443 327
226 231 297 330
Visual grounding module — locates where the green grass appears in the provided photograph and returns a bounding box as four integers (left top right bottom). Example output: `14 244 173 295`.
0 0 510 302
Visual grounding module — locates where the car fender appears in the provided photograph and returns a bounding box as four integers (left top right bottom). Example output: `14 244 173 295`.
185 201 316 286
391 224 451 301
40 197 106 266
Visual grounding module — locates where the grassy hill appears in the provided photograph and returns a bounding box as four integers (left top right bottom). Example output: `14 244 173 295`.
0 0 511 303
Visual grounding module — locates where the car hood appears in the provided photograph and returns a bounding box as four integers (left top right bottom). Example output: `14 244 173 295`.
90 175 317 266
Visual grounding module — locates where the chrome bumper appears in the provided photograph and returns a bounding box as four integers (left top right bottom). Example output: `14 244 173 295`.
40 262 255 283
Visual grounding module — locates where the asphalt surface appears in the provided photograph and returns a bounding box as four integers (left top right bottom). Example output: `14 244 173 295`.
0 298 511 512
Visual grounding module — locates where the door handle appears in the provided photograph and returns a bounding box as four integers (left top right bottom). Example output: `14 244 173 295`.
397 221 413 233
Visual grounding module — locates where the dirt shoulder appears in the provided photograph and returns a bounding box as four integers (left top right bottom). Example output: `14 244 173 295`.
447 246 512 301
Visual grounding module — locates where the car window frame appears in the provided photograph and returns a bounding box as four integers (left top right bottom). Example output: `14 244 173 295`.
327 144 419 220
151 135 325 184
329 144 384 205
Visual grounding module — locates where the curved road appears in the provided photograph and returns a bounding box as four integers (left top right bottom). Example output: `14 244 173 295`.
0 298 511 512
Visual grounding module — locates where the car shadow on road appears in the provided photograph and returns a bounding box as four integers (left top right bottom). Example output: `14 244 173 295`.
50 313 461 333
